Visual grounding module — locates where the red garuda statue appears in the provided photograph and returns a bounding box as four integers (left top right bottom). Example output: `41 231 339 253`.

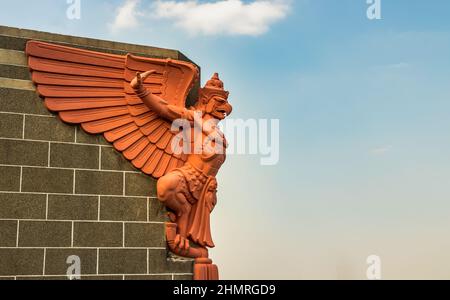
26 40 233 280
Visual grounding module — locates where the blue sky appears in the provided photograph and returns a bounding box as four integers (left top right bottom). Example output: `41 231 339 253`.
1 0 450 279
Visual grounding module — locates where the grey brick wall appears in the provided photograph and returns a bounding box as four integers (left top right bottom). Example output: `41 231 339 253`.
0 26 194 280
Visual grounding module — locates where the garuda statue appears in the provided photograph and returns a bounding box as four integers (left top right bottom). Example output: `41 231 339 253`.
26 41 233 280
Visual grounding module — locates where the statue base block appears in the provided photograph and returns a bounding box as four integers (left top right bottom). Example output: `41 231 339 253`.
194 258 219 280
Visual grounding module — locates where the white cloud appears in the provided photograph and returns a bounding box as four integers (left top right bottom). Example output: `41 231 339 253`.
152 0 290 36
370 145 393 156
110 0 290 36
109 0 141 32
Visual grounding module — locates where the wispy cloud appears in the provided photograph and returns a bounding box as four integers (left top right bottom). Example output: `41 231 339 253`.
370 62 411 71
370 145 393 156
152 0 290 36
109 0 141 33
110 0 290 36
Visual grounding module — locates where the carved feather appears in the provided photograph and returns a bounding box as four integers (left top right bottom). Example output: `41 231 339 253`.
26 40 197 178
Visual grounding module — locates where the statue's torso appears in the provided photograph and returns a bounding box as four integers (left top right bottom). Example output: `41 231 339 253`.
186 128 227 177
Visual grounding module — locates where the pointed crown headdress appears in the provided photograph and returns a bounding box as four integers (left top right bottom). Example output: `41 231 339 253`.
199 73 229 102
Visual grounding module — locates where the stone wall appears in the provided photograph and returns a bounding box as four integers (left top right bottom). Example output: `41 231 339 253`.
0 26 194 280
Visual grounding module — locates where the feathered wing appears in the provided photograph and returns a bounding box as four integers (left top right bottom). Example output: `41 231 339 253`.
26 40 198 178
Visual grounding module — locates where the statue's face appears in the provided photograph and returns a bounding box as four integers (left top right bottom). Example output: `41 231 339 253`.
208 96 233 120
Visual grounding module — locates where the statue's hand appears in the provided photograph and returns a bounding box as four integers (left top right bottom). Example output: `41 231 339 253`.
130 70 157 90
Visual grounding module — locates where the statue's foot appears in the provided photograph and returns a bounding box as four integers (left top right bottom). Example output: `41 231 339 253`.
174 234 190 251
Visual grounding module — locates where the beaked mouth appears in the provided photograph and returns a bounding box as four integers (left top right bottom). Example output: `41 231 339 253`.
216 109 228 119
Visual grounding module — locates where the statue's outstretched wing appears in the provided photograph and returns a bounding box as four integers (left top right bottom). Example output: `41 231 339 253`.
26 41 198 178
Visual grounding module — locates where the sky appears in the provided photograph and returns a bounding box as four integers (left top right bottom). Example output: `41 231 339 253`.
1 0 450 279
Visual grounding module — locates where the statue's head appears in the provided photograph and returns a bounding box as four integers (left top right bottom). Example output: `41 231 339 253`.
196 73 232 120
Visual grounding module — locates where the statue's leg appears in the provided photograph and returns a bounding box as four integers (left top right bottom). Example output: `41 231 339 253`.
157 172 192 250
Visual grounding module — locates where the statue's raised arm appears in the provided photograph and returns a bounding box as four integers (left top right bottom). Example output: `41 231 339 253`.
130 71 194 123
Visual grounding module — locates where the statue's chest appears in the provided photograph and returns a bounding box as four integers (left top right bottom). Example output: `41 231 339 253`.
200 134 227 164
192 129 227 166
